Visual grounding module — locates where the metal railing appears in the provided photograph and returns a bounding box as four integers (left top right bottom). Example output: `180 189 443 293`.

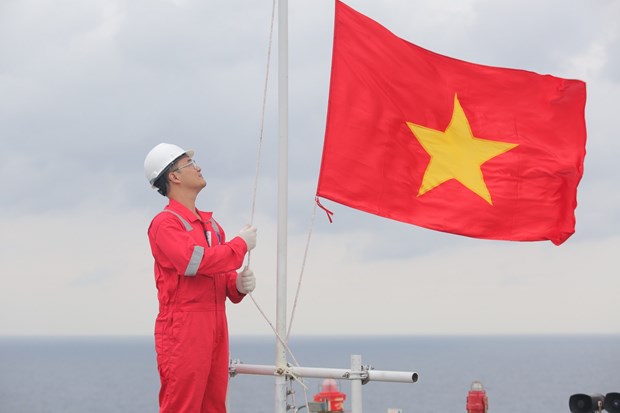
229 354 418 413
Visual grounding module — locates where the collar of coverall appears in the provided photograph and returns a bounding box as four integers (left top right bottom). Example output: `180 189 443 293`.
166 199 213 224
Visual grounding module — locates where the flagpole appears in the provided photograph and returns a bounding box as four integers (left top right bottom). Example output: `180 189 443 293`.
275 0 288 411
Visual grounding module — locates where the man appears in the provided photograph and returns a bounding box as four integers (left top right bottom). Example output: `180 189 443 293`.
144 142 257 413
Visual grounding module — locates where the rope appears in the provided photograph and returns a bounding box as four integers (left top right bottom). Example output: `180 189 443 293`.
240 291 315 411
240 0 305 371
246 292 304 367
288 374 312 413
287 200 317 340
238 0 321 410
244 199 318 410
247 0 276 268
242 0 319 346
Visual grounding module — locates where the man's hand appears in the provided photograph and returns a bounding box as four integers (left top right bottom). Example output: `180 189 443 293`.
237 225 257 251
236 266 256 294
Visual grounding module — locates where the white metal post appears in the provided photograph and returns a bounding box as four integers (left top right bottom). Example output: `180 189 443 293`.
275 0 289 411
351 355 363 413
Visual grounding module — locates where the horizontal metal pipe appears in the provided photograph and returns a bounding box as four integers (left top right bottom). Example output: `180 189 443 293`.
368 370 418 383
230 363 418 384
231 363 277 376
289 366 354 380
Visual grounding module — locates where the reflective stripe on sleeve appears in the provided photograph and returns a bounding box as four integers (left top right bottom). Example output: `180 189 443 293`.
184 245 204 276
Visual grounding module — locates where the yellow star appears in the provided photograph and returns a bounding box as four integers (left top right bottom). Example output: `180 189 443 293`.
406 94 518 205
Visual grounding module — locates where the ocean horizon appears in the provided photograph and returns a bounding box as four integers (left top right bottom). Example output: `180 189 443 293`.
1 334 618 412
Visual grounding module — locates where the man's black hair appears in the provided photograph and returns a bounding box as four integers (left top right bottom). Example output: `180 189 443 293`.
153 171 170 197
153 155 185 197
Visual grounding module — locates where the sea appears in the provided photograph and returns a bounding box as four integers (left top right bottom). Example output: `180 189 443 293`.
0 335 618 413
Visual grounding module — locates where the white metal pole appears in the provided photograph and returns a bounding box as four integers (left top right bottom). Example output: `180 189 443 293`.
351 355 363 413
275 0 288 411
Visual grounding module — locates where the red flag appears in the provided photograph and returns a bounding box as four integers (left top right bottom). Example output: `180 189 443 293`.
316 0 587 245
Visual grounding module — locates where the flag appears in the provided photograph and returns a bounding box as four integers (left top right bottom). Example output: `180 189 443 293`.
316 0 587 245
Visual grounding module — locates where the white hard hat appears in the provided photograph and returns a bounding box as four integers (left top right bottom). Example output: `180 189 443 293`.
144 143 195 187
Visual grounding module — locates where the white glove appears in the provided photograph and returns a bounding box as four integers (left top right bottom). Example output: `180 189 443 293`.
236 266 256 294
238 225 257 251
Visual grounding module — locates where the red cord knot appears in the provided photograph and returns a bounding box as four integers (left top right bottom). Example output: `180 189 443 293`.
315 197 334 223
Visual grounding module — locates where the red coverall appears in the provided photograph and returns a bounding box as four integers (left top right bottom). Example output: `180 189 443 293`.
148 199 248 413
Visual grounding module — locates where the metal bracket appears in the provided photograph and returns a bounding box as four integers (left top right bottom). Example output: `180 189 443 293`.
342 367 371 384
229 358 241 378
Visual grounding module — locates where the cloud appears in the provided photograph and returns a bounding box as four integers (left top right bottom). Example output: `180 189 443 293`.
0 0 618 336
229 226 620 336
0 202 155 335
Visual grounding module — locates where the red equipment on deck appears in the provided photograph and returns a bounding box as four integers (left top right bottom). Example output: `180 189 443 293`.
466 381 489 413
313 379 347 412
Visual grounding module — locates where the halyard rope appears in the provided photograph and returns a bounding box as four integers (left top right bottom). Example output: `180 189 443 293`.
246 0 276 269
287 201 317 340
240 0 316 410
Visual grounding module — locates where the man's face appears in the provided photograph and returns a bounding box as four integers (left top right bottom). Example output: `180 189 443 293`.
170 155 207 191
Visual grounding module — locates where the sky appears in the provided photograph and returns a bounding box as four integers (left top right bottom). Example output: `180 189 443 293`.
0 0 618 338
